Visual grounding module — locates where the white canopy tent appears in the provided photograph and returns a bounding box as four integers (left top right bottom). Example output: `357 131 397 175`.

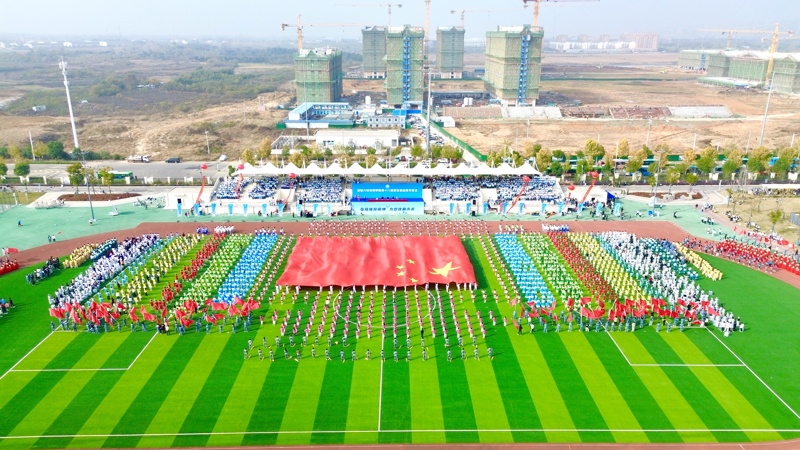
233 161 542 178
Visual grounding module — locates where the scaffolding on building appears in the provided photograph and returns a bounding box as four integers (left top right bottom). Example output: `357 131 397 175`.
294 48 343 103
362 27 387 78
385 25 424 105
484 25 544 105
436 27 465 79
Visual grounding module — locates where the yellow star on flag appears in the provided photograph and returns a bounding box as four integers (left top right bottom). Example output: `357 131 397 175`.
397 270 406 276
396 264 405 270
429 261 460 278
410 277 418 283
407 259 415 264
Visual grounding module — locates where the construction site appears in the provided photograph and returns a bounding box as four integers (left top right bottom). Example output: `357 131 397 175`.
385 25 426 106
679 50 800 93
293 47 343 103
484 25 544 105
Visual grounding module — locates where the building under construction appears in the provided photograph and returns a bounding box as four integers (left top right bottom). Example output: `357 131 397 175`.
385 25 425 106
294 48 343 103
436 26 465 79
484 25 544 105
362 26 387 79
679 50 800 93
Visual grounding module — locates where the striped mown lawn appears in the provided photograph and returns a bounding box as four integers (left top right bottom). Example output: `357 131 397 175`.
0 234 798 448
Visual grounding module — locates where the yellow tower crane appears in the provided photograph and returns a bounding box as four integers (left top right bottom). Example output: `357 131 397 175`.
699 24 795 85
521 0 599 28
280 15 365 53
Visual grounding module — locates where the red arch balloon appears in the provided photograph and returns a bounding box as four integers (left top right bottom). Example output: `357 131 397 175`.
200 164 208 170
237 163 245 170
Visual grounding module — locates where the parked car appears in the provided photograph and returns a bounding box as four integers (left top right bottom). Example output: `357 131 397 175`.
165 157 181 163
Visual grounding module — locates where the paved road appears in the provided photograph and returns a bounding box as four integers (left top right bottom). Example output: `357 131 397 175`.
10 160 232 180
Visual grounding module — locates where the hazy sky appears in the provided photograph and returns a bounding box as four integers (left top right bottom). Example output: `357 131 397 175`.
1 0 798 41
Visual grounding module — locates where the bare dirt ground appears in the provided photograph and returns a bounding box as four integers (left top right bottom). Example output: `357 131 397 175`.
0 87 293 161
450 78 800 154
2 53 798 163
713 192 800 241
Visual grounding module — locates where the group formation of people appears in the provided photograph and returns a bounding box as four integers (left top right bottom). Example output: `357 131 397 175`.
521 233 583 301
400 219 490 236
26 256 62 285
707 238 800 275
47 234 160 309
495 233 555 309
676 242 723 280
215 232 279 305
598 232 707 306
62 243 98 268
0 257 18 276
299 179 342 204
541 223 570 232
309 219 389 236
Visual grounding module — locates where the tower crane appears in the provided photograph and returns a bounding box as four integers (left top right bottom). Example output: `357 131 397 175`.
450 9 517 28
335 3 402 28
521 0 599 28
700 24 794 84
424 0 430 64
280 15 365 53
699 25 793 50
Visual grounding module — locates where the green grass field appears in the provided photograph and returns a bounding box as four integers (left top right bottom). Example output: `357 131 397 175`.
0 234 798 448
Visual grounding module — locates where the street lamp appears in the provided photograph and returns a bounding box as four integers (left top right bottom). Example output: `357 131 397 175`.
80 150 96 223
645 118 652 148
205 130 210 155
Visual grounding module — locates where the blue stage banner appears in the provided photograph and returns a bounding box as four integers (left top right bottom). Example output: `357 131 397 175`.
243 203 248 215
228 203 234 216
177 203 182 217
262 204 267 216
211 203 217 216
352 182 423 200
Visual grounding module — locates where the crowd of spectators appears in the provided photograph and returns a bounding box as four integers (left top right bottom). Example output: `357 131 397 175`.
249 178 278 199
216 177 252 200
26 257 62 285
432 179 480 201
299 179 342 203
493 177 563 202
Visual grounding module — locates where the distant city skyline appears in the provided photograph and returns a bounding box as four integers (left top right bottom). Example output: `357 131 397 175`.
0 0 797 42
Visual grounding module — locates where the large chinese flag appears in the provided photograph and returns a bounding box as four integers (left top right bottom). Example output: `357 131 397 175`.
278 236 477 287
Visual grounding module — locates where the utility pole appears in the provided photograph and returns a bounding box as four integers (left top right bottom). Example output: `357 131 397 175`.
426 68 432 160
205 130 211 155
759 70 776 146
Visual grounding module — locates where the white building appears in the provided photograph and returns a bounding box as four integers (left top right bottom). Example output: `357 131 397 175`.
315 129 400 150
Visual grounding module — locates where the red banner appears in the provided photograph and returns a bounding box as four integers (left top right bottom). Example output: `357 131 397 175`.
277 236 477 287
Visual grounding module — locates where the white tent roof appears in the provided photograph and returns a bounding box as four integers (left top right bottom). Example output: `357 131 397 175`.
233 161 542 177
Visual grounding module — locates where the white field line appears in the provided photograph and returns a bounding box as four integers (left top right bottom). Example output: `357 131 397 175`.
706 328 800 421
126 332 158 369
0 331 55 381
2 428 798 440
607 330 744 367
4 331 158 375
